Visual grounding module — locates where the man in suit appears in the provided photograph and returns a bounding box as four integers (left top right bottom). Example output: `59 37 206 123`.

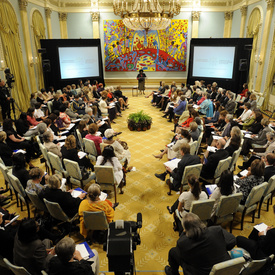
200 138 229 179
165 213 236 275
155 143 201 191
264 153 275 182
224 91 236 114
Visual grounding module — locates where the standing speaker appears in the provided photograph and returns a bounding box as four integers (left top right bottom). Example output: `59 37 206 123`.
239 59 248 71
42 59 51 72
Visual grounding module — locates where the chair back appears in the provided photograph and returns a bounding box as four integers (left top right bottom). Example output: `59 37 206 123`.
47 101 53 114
36 135 42 146
181 163 203 189
257 97 264 108
189 141 198 155
195 132 203 155
83 138 98 156
3 258 31 275
209 257 245 275
83 211 109 231
215 193 243 218
48 152 66 174
94 165 116 184
41 271 48 275
25 189 48 212
76 129 84 151
230 147 242 172
0 163 14 192
64 158 82 180
214 157 232 179
245 182 268 208
190 199 215 222
43 198 70 222
241 254 274 275
235 94 241 102
39 143 51 171
0 156 5 166
263 175 275 197
7 172 26 203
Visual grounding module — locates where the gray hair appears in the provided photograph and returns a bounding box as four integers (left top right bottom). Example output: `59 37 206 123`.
87 183 101 201
48 174 62 189
182 213 206 239
226 114 233 122
37 122 47 134
85 107 93 114
55 237 76 263
231 126 241 137
81 114 90 123
43 130 53 143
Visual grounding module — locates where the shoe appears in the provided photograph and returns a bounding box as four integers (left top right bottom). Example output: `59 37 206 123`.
111 121 116 124
155 172 166 181
167 206 173 214
166 179 171 186
162 114 167 118
238 165 244 170
167 119 172 122
153 154 163 159
0 200 10 206
0 188 9 194
160 149 164 152
113 202 119 210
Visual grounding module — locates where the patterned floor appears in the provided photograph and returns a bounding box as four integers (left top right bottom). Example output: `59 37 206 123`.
2 92 274 274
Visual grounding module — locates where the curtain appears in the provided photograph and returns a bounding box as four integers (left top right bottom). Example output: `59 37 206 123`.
32 10 46 90
246 8 261 91
0 0 30 114
262 30 275 110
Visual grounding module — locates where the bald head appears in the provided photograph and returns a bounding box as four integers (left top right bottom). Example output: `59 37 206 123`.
217 138 226 149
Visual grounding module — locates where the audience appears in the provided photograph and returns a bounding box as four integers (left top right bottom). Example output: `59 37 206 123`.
43 131 62 158
85 123 102 156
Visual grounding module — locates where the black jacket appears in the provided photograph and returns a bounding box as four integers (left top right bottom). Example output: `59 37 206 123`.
265 166 275 182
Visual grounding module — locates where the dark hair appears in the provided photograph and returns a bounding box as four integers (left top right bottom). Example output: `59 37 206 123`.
53 110 60 117
180 129 192 142
3 119 13 131
217 170 234 196
74 94 80 99
243 83 248 89
244 102 251 109
230 134 241 149
254 111 263 123
214 102 220 111
48 113 58 122
12 153 26 169
250 159 265 177
180 143 190 154
59 104 66 112
78 120 87 133
188 174 201 200
19 112 28 121
34 102 42 110
43 118 51 126
88 123 98 135
27 107 35 117
100 146 115 166
206 93 211 99
18 219 38 243
266 153 275 166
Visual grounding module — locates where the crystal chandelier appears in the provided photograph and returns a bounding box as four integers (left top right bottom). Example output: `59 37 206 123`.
113 0 181 32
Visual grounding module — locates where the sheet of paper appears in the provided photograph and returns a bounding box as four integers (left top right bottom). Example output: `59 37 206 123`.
193 104 200 109
60 178 66 191
167 142 175 148
164 158 181 171
55 136 66 141
99 191 107 201
60 130 69 135
76 244 90 259
102 117 108 121
240 169 249 177
95 131 101 136
207 146 217 153
98 121 105 127
254 223 268 234
71 190 82 198
5 215 20 227
244 134 252 139
206 184 217 195
67 123 75 130
13 149 26 154
59 142 65 147
30 126 37 130
72 119 81 123
78 151 87 159
213 135 222 140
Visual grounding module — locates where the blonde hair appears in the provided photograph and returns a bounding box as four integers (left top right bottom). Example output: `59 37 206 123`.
48 174 62 189
0 131 7 143
64 135 76 150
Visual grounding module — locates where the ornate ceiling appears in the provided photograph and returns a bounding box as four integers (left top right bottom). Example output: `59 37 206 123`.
40 0 254 11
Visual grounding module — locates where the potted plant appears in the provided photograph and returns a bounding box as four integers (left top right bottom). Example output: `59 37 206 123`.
127 110 152 131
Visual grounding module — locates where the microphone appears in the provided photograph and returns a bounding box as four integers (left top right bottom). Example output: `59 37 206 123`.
137 212 142 228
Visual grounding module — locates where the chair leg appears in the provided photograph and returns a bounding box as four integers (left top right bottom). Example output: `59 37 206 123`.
20 199 23 211
258 198 263 219
114 185 117 204
241 209 246 230
15 192 19 207
266 199 270 212
81 180 84 190
252 210 255 223
26 201 30 219
230 221 233 233
167 179 172 196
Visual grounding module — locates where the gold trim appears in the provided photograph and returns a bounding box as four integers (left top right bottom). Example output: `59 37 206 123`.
18 0 28 11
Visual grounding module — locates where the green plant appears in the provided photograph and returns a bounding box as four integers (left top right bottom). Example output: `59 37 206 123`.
127 110 152 131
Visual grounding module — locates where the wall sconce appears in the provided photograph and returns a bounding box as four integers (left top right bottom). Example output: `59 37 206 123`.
0 60 5 70
255 54 262 65
30 56 38 67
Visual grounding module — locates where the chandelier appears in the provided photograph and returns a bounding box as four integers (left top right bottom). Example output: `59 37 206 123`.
113 0 181 33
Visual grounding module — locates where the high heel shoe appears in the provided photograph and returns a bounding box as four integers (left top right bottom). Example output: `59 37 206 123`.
152 154 163 159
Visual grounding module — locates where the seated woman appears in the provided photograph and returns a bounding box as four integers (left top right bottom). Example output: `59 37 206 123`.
103 129 131 165
236 102 252 124
63 101 79 120
3 118 34 166
236 159 265 204
59 104 71 126
43 131 62 158
26 107 41 126
0 131 13 166
85 123 102 156
167 174 208 234
189 121 199 141
99 90 116 123
210 170 236 217
26 167 47 195
13 218 53 275
179 110 199 129
114 85 129 110
246 110 263 133
40 174 85 218
78 183 114 239
12 153 30 189
61 135 94 170
48 237 99 275
224 126 242 156
241 118 271 156
34 102 47 121
96 146 124 194
153 129 192 160
204 102 220 125
78 120 89 138
239 132 275 170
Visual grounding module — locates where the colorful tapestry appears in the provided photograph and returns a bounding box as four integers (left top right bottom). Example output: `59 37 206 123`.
103 19 188 71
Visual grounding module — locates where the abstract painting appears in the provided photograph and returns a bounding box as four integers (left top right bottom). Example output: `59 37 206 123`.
103 19 188 71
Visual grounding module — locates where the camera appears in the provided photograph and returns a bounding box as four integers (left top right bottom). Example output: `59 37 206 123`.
4 68 15 89
104 213 142 275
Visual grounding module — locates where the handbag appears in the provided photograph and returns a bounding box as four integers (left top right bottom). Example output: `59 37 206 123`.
80 166 89 180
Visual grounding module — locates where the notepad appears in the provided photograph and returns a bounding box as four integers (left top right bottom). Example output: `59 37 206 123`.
206 184 217 195
78 151 87 159
72 119 81 123
13 149 26 154
240 170 249 177
76 243 90 259
5 215 20 227
254 223 268 234
164 158 181 171
207 146 217 153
